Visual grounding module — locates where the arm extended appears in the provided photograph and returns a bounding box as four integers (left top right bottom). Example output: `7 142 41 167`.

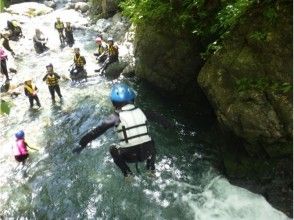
73 113 120 153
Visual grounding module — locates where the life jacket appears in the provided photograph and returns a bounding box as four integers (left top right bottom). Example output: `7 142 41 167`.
13 139 28 156
55 21 64 30
65 26 72 33
108 45 118 57
116 104 151 148
74 54 86 67
24 83 36 95
46 73 59 86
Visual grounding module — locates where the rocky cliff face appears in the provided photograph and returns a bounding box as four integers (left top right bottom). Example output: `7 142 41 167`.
198 0 292 216
134 24 212 111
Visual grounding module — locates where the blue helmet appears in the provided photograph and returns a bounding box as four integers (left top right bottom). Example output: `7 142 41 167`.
110 83 136 103
15 130 25 139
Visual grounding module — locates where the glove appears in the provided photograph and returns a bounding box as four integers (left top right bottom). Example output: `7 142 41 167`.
72 146 84 154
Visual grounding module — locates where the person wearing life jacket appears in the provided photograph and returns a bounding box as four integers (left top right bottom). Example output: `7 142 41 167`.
13 130 29 164
33 29 48 54
54 17 65 44
42 64 63 103
93 37 107 63
64 22 75 47
73 83 156 178
24 78 41 108
96 37 119 73
0 32 15 56
6 20 23 41
70 48 86 79
0 47 9 81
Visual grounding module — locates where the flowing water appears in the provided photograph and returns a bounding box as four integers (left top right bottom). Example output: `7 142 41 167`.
0 3 290 219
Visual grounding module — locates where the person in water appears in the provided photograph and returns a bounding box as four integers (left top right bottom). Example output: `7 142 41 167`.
70 48 86 80
6 20 23 41
64 22 75 47
0 47 10 81
24 78 41 108
0 32 15 56
13 130 29 164
73 83 156 179
54 17 65 45
33 29 48 54
42 63 63 103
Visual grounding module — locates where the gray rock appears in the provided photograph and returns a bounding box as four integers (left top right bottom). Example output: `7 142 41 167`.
104 61 128 79
94 18 112 33
121 64 135 78
44 1 56 8
75 2 89 13
65 2 75 9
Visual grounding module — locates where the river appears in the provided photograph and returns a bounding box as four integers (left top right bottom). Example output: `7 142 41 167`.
0 2 290 219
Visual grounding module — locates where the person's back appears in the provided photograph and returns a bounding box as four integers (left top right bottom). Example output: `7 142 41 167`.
73 83 156 179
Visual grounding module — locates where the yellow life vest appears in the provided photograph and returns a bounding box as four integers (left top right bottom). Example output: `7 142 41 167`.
24 83 36 95
46 73 58 86
55 21 64 30
97 45 105 55
74 55 85 67
108 45 118 56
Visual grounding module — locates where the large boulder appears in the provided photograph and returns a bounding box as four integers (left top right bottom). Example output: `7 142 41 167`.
74 2 89 13
104 61 128 79
198 1 292 148
4 2 53 17
198 1 292 216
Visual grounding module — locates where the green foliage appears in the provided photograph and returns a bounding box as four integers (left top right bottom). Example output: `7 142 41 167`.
236 77 292 94
249 31 267 42
0 99 11 115
0 0 6 12
119 0 254 37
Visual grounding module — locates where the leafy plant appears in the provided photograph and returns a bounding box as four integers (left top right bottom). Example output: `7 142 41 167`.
0 99 11 115
249 31 267 42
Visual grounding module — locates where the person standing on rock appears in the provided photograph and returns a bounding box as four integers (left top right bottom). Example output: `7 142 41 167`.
54 17 65 45
96 37 119 73
64 22 75 47
24 78 41 109
43 63 63 103
73 83 156 180
0 47 10 81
